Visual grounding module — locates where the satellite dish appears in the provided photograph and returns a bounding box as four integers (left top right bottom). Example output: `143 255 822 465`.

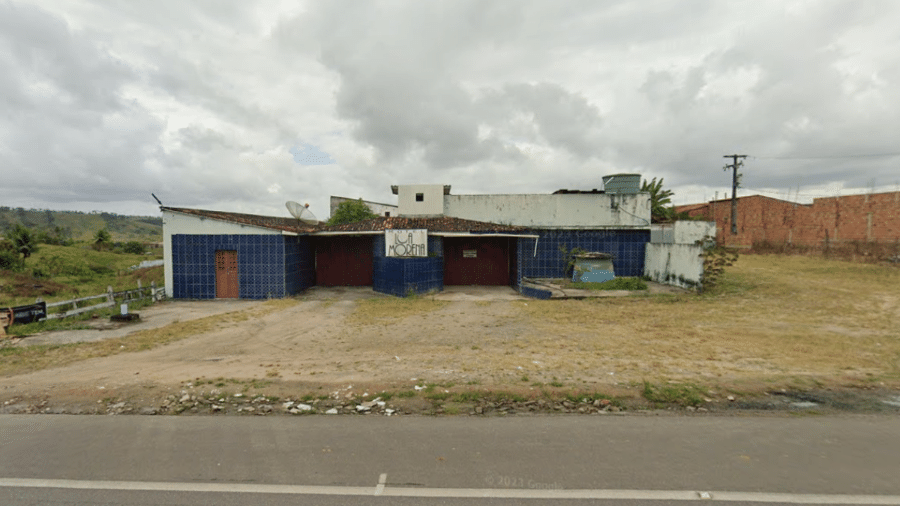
286 201 318 224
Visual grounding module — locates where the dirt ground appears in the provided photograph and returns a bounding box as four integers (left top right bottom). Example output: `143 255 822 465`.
1 264 899 416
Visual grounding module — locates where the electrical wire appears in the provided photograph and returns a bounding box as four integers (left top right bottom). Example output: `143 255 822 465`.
750 152 900 160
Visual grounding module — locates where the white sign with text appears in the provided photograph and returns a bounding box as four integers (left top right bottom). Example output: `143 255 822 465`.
385 229 428 257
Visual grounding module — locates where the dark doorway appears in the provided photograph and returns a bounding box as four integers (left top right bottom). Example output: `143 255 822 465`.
315 236 374 286
443 237 510 285
215 250 239 298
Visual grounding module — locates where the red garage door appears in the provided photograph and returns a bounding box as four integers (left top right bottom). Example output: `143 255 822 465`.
315 236 374 286
443 237 510 285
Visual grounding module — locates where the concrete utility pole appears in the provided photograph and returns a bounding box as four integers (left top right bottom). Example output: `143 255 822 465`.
723 154 746 235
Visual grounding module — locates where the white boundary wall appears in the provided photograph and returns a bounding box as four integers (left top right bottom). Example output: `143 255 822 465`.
644 221 716 291
644 243 704 291
162 210 281 298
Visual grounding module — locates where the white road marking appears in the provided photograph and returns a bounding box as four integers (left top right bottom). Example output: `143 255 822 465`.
1 478 900 504
374 473 386 495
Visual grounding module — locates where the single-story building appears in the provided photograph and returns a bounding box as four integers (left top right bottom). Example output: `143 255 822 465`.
163 177 663 299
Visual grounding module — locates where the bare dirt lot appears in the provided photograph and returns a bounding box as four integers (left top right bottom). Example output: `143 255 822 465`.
1 255 899 416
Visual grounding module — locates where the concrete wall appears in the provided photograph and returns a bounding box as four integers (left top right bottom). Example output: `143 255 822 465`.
676 191 900 248
162 210 281 298
652 221 717 244
444 193 651 228
396 184 445 216
330 196 397 218
644 243 704 291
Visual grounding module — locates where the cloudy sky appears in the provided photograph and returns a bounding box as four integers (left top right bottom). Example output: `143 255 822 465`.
2 0 899 218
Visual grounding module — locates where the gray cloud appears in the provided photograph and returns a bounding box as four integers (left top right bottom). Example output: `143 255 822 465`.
2 0 900 217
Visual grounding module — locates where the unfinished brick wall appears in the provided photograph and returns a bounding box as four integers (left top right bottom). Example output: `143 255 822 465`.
676 191 900 248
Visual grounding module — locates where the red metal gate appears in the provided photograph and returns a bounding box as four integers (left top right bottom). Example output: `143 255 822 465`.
215 250 239 298
443 237 510 285
315 236 374 286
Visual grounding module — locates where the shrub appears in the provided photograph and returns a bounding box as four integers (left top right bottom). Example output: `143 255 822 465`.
122 241 145 255
0 241 22 271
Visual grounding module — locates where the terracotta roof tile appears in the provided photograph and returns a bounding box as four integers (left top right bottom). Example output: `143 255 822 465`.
162 207 319 233
163 208 528 234
318 216 527 233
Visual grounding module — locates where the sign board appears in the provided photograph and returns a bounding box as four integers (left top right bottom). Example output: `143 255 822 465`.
4 302 47 326
385 229 428 257
463 249 477 258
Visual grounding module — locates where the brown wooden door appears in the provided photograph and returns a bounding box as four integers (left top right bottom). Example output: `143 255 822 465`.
215 250 239 298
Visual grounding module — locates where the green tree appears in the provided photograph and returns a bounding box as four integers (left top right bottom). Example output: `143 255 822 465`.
327 199 378 226
5 223 38 259
94 228 112 250
641 177 675 223
0 240 22 271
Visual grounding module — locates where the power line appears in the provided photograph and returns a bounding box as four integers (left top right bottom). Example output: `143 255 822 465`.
751 152 900 160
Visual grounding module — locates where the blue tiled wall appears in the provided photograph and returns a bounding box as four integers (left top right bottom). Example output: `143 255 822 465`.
171 234 292 299
373 234 444 296
516 229 650 284
284 236 315 295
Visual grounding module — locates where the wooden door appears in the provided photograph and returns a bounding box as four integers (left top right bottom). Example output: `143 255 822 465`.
215 250 239 298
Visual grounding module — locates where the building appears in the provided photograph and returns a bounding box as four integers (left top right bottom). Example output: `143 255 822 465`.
163 178 673 300
675 191 900 248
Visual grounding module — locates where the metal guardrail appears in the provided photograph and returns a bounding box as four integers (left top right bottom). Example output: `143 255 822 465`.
22 282 166 322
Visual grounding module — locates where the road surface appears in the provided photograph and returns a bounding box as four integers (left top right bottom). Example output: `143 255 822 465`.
2 414 899 504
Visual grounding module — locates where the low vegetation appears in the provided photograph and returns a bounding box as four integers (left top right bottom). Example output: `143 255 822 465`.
565 277 648 291
0 243 163 307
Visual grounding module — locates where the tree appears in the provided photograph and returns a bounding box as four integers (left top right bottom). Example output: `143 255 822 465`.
5 223 38 259
0 240 22 271
327 199 378 226
641 177 675 223
94 228 112 250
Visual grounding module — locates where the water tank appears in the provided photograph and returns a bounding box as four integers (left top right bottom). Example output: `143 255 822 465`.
602 173 642 194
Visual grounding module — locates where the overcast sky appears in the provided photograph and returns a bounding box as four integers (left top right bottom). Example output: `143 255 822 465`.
2 0 899 219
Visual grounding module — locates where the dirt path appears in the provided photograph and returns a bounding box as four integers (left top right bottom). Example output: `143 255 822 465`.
1 270 899 416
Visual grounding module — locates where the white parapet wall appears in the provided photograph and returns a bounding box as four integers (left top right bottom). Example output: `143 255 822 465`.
443 193 651 228
644 243 705 291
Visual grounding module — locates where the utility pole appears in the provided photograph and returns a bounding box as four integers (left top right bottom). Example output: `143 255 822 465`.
723 154 746 235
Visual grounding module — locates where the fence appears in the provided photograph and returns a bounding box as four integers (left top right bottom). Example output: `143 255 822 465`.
38 281 165 321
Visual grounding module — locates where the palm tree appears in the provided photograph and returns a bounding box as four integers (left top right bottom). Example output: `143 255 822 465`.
641 177 674 223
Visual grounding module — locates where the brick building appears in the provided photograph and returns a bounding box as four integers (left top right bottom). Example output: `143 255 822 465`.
675 191 900 248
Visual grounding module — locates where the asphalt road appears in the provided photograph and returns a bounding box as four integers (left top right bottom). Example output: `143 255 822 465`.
1 414 899 505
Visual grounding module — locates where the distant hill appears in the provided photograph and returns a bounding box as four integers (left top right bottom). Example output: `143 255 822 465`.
0 207 162 243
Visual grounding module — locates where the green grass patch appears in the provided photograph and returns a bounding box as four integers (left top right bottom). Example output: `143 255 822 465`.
568 277 648 291
642 382 706 407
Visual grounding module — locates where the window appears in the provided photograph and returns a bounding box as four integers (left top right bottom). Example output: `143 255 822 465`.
384 212 390 217
415 193 424 202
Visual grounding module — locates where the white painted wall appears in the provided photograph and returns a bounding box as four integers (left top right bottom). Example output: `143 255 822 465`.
162 210 281 298
443 193 651 228
644 243 704 291
674 221 716 244
396 185 445 216
651 221 716 244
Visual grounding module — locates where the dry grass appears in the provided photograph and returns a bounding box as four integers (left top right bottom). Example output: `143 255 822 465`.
347 297 449 324
0 299 297 377
515 255 900 385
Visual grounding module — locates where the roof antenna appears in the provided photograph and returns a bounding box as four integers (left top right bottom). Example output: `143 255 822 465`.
151 193 163 206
